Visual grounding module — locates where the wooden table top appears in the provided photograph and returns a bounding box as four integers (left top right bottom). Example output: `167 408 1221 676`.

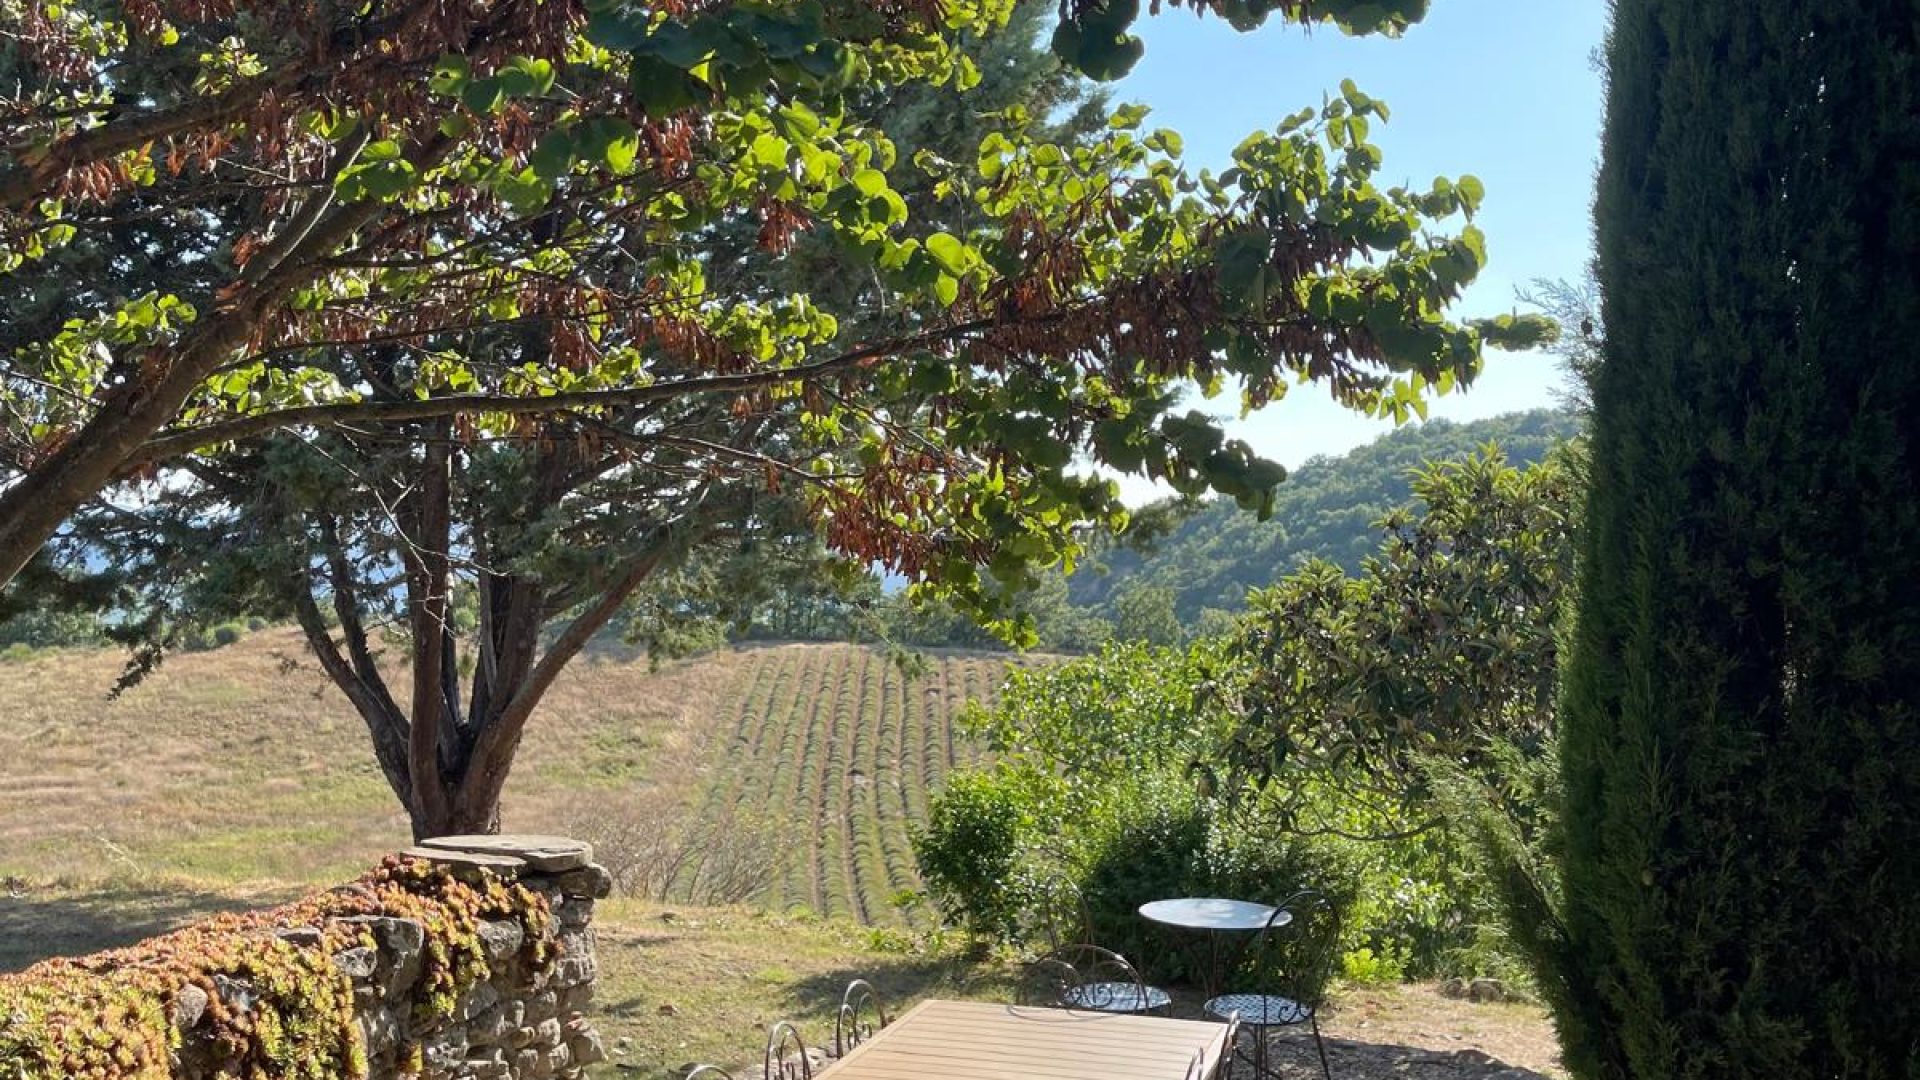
814 999 1232 1080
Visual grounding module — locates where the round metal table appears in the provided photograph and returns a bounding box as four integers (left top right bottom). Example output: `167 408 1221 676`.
1138 898 1289 1000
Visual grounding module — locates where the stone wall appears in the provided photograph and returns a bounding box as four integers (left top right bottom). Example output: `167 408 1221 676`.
178 835 612 1080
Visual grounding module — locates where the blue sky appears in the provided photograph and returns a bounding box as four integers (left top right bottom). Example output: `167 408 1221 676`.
1104 1 1608 499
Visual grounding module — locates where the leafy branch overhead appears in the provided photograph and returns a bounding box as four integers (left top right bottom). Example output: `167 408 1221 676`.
2 0 1546 606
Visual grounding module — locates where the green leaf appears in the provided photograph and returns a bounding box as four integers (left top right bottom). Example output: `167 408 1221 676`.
934 272 959 306
1213 227 1272 312
751 133 790 170
460 77 504 115
1456 174 1485 216
924 231 968 275
497 58 556 99
606 131 639 174
584 9 650 50
429 55 470 96
629 56 700 116
530 128 576 180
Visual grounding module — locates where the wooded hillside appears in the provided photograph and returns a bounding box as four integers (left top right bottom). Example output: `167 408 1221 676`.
1070 408 1582 622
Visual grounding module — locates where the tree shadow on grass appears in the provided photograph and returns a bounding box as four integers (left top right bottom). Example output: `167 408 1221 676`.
0 880 261 973
780 954 1020 1031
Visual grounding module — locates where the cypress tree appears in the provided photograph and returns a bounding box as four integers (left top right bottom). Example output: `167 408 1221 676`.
1554 2 1920 1077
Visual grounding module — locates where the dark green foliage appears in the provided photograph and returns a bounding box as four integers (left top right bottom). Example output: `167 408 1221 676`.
1548 2 1920 1077
1228 448 1578 825
1067 409 1581 623
915 637 1511 981
1075 793 1347 997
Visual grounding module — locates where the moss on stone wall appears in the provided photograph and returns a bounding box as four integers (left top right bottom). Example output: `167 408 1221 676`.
0 855 553 1080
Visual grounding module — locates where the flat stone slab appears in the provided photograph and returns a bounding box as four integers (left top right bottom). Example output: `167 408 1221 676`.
400 845 528 880
418 834 593 872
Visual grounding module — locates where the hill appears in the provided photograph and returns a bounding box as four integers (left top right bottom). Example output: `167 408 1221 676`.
1070 408 1584 622
0 632 1008 926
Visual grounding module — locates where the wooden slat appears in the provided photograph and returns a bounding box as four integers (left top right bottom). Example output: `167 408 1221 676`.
815 1000 1229 1080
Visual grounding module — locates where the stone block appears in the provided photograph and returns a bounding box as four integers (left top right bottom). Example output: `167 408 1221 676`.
332 946 378 981
478 918 526 961
399 845 528 883
555 898 595 931
567 1027 607 1067
457 980 502 1022
470 999 523 1045
335 915 426 997
169 984 209 1031
417 834 592 872
556 984 594 1013
548 864 613 900
358 1005 402 1055
553 954 595 989
524 990 559 1023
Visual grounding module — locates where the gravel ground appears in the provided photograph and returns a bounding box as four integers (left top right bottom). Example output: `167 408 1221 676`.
1228 982 1563 1080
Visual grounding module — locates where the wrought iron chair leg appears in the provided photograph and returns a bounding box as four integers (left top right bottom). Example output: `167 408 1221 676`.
1253 1025 1267 1080
1310 1013 1331 1080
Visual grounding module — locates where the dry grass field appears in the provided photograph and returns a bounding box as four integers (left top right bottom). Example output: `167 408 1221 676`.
0 629 1006 915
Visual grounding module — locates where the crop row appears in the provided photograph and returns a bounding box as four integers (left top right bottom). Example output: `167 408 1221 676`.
667 645 1007 925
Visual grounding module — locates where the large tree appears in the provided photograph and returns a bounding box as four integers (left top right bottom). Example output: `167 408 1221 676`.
7 0 1548 836
100 11 1101 838
1541 2 1920 1076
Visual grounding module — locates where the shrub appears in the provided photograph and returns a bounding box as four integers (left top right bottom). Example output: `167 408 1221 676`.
912 771 1046 942
211 622 244 647
244 615 270 632
0 642 35 663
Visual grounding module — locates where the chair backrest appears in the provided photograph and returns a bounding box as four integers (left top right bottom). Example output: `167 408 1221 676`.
763 1021 813 1080
1027 873 1094 952
1244 889 1341 1008
1017 943 1148 1011
686 1068 738 1080
834 978 888 1057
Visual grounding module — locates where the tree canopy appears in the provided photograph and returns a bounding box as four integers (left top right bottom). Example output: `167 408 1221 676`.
0 0 1539 597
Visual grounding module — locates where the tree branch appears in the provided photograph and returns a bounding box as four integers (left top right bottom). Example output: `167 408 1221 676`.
290 573 412 808
122 312 1040 467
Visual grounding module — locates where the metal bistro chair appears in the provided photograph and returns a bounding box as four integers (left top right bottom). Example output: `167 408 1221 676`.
1023 875 1173 1015
1203 890 1340 1080
763 1020 814 1080
834 978 889 1058
1019 942 1174 1015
